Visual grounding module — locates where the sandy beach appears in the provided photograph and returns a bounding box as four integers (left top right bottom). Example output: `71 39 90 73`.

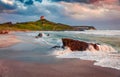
0 34 21 48
0 59 119 77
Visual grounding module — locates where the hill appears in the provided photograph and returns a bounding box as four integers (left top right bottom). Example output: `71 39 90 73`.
0 16 96 31
0 19 73 31
72 26 96 31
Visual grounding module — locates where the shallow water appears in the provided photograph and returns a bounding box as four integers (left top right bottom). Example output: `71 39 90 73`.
0 30 120 69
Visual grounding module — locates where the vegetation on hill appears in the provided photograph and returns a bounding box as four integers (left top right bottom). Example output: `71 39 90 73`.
73 26 96 31
0 19 73 31
0 18 96 31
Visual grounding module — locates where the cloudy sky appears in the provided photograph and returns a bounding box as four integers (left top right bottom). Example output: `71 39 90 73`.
0 0 120 29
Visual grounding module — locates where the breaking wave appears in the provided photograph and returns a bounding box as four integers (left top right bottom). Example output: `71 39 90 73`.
54 44 120 70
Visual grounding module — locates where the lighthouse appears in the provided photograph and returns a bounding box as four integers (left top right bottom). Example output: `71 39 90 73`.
40 16 45 20
40 16 45 26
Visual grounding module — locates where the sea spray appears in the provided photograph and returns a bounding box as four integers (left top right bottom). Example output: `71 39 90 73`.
86 44 116 52
53 47 72 55
55 44 120 70
97 45 116 52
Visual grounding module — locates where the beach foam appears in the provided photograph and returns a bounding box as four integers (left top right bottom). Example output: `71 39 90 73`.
54 44 120 70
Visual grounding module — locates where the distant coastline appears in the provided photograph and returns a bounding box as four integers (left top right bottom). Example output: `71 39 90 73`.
0 16 96 32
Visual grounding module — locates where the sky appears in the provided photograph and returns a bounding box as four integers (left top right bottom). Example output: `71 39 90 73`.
0 0 120 30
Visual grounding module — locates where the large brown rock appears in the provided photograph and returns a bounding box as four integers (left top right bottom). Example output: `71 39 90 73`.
62 38 89 51
62 38 99 51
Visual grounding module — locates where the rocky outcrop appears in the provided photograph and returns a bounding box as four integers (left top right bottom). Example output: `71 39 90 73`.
62 38 99 51
35 33 42 38
73 26 96 31
0 30 9 34
62 38 88 51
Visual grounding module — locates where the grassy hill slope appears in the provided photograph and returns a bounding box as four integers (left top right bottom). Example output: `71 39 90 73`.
0 19 73 31
0 18 96 31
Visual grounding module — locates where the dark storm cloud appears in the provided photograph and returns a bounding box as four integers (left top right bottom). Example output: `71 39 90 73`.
35 0 42 3
52 0 103 3
52 0 88 3
0 0 106 12
24 0 34 5
18 0 24 3
0 1 16 10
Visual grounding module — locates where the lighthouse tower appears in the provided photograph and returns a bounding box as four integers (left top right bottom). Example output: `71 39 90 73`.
40 16 45 26
40 16 45 20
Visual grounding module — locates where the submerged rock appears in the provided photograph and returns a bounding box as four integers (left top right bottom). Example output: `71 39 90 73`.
89 43 99 51
51 46 63 49
47 34 49 36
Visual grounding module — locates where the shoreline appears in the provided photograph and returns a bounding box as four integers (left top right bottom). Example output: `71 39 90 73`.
0 59 119 77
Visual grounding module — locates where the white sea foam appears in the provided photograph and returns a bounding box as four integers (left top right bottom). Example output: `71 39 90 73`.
73 30 120 36
55 45 120 70
94 54 120 70
53 47 72 55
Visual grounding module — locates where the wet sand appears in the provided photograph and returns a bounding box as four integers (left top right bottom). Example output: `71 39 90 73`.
0 59 119 77
0 34 21 48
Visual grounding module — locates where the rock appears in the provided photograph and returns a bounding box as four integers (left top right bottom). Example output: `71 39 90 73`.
47 34 49 36
0 30 9 34
91 43 99 50
62 38 99 51
62 38 89 51
51 46 63 49
35 33 42 38
87 43 99 51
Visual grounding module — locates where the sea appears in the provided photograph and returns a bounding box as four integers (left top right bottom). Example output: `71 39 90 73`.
0 30 120 70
